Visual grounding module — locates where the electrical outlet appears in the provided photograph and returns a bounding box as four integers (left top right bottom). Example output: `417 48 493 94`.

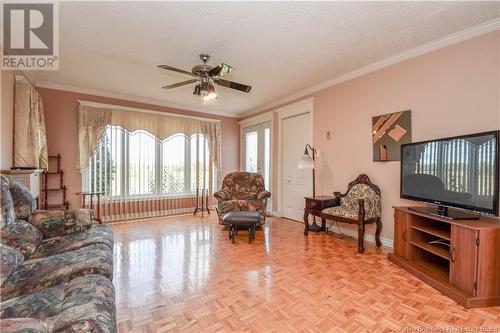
326 131 332 139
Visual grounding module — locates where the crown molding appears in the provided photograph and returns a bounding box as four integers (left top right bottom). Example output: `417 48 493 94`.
241 17 500 118
238 110 274 127
34 81 240 118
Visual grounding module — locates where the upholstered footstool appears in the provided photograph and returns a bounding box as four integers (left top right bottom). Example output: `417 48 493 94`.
223 211 260 244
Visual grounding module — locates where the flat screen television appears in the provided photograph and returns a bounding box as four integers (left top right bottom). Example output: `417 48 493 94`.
401 131 499 219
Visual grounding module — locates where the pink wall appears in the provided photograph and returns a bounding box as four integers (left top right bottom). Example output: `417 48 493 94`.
38 87 240 209
315 31 500 241
258 31 500 242
1 71 20 169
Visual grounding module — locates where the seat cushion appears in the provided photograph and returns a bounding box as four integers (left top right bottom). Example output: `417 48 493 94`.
52 275 116 333
322 206 358 220
28 210 94 239
30 225 113 260
1 219 43 259
219 200 263 214
3 176 35 221
1 243 113 301
0 177 16 229
223 211 260 224
0 275 116 333
0 283 65 319
0 318 48 333
0 244 24 286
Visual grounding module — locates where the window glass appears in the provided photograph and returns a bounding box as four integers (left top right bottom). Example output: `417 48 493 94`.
162 134 186 193
128 130 157 195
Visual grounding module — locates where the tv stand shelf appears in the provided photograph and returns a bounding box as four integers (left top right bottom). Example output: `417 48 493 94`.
389 206 500 308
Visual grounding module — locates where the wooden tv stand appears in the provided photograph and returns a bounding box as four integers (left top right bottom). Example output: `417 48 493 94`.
389 206 500 308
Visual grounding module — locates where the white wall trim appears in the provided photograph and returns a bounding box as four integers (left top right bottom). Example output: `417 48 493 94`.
77 100 220 123
239 114 274 211
35 81 239 118
276 97 315 120
277 97 314 218
239 111 273 127
329 226 394 249
242 17 500 117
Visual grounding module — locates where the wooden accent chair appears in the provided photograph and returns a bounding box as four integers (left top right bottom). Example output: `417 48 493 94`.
322 174 382 253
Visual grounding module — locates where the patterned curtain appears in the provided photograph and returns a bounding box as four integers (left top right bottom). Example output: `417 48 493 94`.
13 77 48 169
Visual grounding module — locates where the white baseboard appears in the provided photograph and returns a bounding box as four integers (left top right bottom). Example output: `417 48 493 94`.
269 211 393 248
327 224 394 248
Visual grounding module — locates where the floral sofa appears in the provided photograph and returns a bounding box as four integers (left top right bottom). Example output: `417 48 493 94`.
0 175 116 333
214 172 271 226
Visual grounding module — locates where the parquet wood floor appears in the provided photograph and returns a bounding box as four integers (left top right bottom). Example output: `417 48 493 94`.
111 215 500 332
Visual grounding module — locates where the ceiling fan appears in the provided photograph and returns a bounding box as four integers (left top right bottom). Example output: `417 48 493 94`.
158 54 252 105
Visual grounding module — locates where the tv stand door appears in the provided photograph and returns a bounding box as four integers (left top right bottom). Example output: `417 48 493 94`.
394 209 410 260
449 225 478 296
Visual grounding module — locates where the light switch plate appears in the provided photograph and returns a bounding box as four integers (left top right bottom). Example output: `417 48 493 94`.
326 131 332 139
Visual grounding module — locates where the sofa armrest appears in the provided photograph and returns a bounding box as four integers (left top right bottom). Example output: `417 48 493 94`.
213 190 231 203
256 190 271 201
0 318 49 333
29 209 94 239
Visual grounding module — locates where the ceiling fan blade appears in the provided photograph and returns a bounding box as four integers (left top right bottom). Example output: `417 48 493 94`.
215 79 251 93
208 63 234 77
158 64 193 76
162 79 197 89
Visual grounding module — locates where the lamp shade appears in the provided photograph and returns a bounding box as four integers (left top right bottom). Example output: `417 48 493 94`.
298 152 315 170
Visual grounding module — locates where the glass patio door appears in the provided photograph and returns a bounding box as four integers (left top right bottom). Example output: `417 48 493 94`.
242 121 272 210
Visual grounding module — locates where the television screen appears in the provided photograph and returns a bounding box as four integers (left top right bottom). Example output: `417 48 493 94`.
401 131 499 215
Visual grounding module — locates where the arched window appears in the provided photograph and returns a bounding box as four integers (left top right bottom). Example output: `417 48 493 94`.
85 127 212 198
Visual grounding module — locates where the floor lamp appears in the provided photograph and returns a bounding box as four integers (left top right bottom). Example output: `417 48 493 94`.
298 144 322 232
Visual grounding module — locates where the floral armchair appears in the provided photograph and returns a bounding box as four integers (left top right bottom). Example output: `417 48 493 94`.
321 174 382 253
214 172 271 226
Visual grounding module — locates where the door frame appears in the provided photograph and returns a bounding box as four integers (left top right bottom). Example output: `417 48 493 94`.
239 111 274 210
277 97 314 218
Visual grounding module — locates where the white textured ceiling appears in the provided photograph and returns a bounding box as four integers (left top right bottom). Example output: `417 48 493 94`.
30 1 500 117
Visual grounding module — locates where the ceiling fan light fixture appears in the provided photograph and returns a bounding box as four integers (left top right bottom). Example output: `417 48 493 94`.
200 83 217 105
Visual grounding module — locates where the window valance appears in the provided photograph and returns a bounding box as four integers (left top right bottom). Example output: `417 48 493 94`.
77 103 221 171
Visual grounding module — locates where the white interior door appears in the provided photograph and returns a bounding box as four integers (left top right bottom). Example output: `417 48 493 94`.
242 121 272 211
282 113 311 221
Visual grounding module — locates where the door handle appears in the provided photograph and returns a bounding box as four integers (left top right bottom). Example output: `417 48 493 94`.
450 247 456 263
403 230 407 242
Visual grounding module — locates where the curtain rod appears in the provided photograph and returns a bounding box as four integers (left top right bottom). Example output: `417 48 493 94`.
77 100 221 123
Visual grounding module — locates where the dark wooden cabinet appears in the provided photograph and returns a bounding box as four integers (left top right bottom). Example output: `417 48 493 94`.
390 206 500 308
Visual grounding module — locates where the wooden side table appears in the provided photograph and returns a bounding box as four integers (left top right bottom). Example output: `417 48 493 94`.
303 196 339 235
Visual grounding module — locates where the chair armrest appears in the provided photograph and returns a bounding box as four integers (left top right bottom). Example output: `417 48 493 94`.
358 199 365 219
256 190 271 201
213 190 231 203
29 209 94 239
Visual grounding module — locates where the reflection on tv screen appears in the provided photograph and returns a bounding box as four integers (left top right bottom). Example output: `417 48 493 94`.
401 133 498 213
